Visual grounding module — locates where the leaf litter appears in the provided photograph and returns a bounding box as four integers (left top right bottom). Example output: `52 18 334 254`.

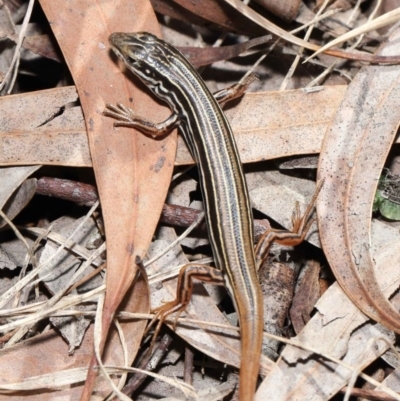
2 1 400 400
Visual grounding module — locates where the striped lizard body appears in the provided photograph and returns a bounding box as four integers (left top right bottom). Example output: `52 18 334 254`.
106 32 263 401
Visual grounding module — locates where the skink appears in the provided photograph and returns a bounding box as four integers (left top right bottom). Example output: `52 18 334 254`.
105 32 320 400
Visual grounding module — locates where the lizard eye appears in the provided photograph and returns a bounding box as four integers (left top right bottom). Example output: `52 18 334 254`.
138 32 157 42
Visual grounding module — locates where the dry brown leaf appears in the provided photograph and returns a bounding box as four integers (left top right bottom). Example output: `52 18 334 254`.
259 261 295 360
150 0 224 35
0 85 347 167
0 178 37 229
290 260 321 334
253 0 302 21
152 0 264 36
0 166 38 290
0 239 28 271
37 0 174 398
318 28 400 333
0 326 95 401
0 86 89 167
0 86 80 131
0 3 17 96
179 35 272 67
0 167 40 225
22 35 62 63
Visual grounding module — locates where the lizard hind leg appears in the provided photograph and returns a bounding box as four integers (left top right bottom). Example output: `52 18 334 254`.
255 180 324 269
144 300 188 353
144 263 225 353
